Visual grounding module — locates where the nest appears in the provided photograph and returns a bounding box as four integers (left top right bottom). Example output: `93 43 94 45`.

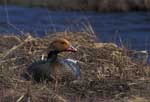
0 32 150 102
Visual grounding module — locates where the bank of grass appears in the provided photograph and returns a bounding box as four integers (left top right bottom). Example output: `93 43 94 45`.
1 0 150 12
0 32 150 102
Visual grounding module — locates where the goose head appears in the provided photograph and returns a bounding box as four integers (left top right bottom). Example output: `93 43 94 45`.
49 38 77 53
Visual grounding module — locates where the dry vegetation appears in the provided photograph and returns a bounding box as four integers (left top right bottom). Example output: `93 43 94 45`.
0 32 150 102
1 0 150 12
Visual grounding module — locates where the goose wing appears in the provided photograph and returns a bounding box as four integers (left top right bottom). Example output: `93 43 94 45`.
27 59 52 82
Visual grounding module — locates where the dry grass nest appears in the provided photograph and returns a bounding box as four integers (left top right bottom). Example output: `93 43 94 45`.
0 32 150 102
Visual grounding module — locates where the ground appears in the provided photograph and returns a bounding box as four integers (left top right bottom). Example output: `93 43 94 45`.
0 32 150 102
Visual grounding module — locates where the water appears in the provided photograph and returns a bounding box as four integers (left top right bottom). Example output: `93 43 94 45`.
0 5 150 51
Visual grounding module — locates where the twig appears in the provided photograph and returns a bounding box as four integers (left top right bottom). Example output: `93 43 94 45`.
16 94 25 102
3 35 22 43
0 35 35 59
0 57 18 65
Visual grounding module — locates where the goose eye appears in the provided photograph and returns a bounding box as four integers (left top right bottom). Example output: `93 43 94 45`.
61 42 66 45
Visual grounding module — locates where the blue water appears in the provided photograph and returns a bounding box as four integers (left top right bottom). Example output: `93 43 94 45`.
0 5 150 51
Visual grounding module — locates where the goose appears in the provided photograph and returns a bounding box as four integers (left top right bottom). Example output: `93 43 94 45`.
25 38 80 83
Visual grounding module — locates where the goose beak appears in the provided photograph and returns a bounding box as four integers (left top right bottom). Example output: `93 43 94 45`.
66 45 77 52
